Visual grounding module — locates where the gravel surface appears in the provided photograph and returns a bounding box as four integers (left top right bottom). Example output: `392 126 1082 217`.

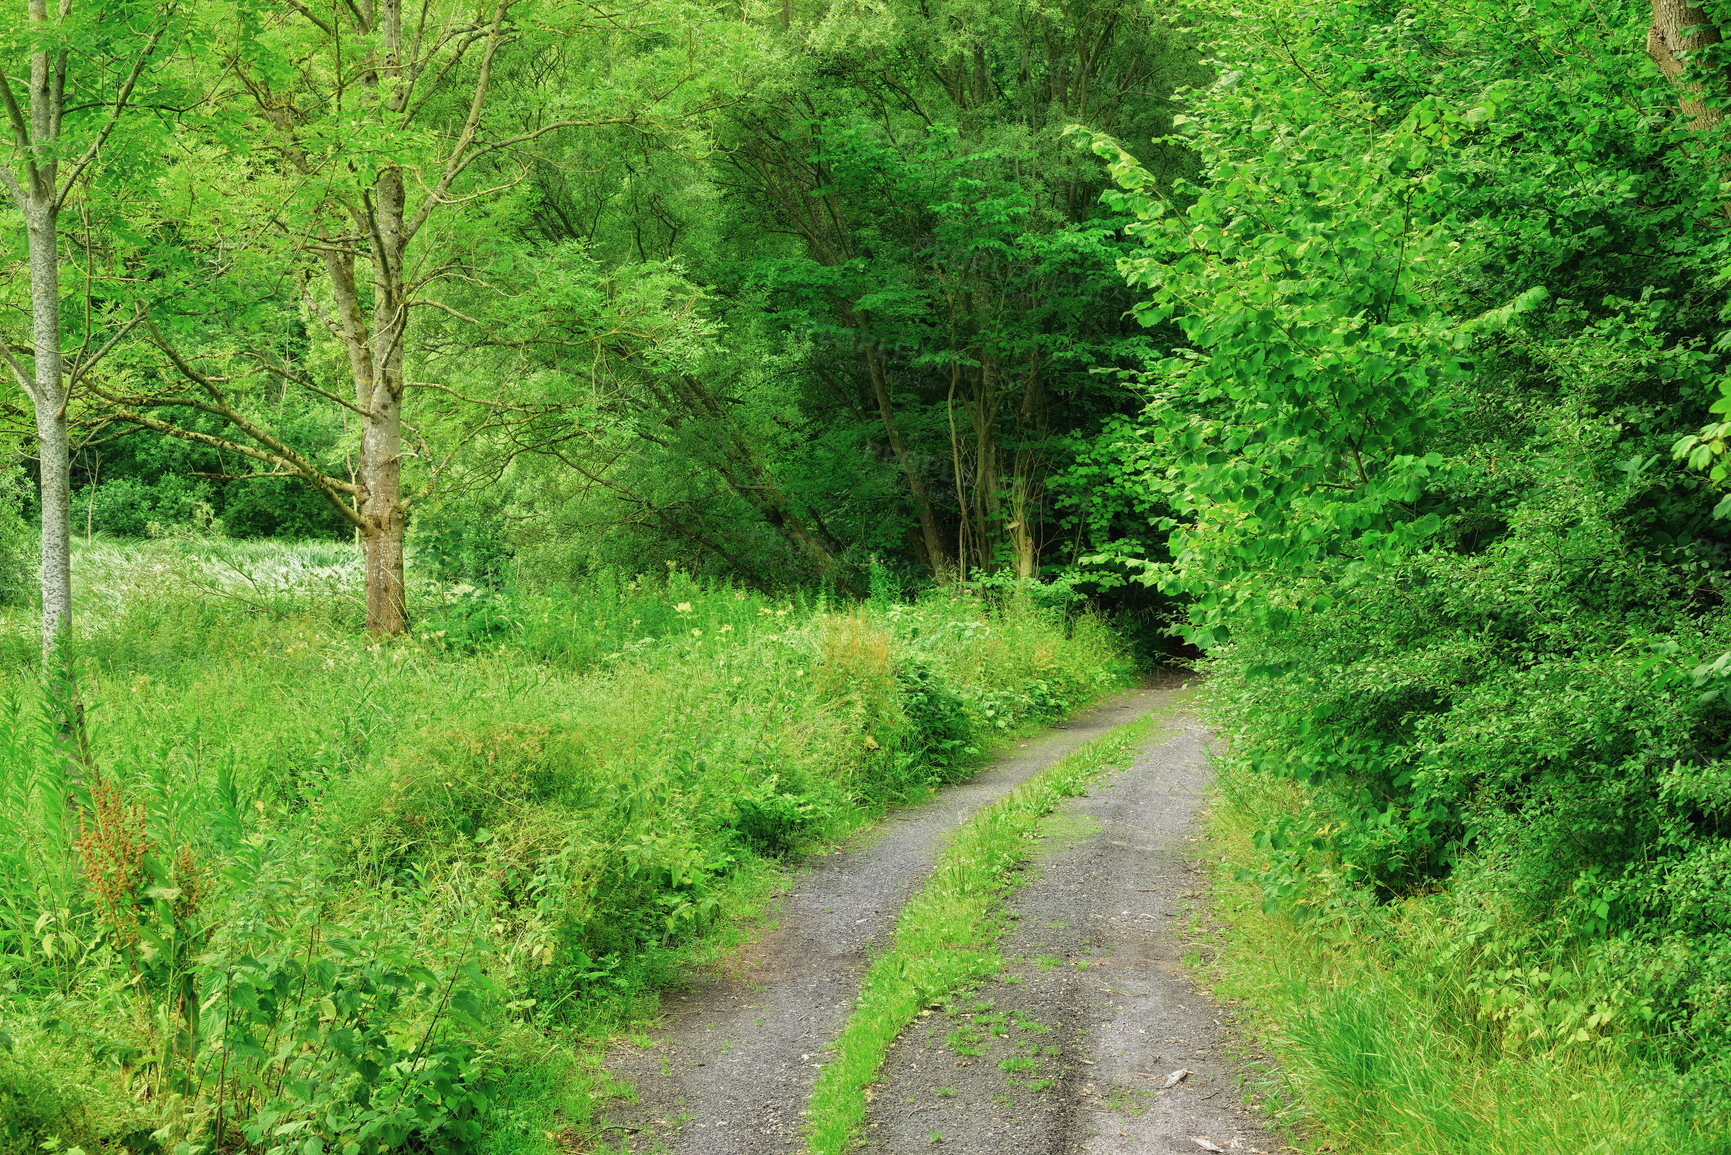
860 710 1278 1155
597 683 1185 1155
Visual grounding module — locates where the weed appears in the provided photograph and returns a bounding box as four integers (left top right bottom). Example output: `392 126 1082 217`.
945 1027 984 1056
1104 1084 1146 1113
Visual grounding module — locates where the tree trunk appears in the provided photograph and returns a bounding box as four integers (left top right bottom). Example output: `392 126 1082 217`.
865 345 949 574
363 514 407 634
1649 0 1731 133
26 204 70 656
359 311 406 636
361 158 410 636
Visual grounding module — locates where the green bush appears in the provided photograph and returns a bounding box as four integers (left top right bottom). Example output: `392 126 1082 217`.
0 467 32 607
1081 0 1731 1138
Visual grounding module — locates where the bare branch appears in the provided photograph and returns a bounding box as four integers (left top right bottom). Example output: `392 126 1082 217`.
188 469 300 481
402 0 510 242
240 349 373 417
95 402 368 529
0 70 33 192
284 0 338 37
65 310 145 388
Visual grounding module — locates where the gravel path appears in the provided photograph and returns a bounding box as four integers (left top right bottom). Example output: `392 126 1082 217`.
859 710 1277 1155
597 683 1184 1154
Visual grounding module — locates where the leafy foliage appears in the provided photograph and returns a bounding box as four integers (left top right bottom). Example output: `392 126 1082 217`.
1084 0 1731 1120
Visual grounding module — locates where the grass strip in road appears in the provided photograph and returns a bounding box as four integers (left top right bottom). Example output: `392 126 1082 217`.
804 707 1171 1155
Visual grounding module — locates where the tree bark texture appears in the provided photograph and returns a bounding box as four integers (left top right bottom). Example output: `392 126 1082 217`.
19 0 71 658
1649 0 1731 133
26 205 70 655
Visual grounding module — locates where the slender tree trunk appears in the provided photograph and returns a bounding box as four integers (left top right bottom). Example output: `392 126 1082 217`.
359 381 407 634
26 203 70 654
865 345 948 573
360 160 410 636
975 361 1001 568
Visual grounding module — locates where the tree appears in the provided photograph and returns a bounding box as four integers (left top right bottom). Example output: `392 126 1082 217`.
1647 0 1731 134
0 0 170 656
95 0 760 634
707 0 1199 579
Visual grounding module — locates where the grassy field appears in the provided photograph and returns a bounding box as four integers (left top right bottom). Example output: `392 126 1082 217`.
0 539 1132 1155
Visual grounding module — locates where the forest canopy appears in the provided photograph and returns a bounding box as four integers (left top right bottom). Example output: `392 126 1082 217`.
0 0 1205 639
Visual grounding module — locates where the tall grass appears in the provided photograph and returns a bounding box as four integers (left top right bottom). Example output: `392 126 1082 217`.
0 541 1132 1155
1202 758 1722 1155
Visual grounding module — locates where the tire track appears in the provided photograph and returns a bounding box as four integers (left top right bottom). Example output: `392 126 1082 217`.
597 681 1188 1154
860 710 1278 1154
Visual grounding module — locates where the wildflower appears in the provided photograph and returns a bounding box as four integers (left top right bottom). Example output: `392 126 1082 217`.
692 628 703 637
720 624 733 633
675 602 693 614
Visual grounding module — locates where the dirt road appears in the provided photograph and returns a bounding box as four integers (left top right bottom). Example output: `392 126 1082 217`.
861 711 1274 1154
598 684 1273 1155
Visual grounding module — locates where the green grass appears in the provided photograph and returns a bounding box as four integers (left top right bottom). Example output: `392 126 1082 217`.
1200 756 1725 1155
0 539 1134 1155
803 709 1171 1155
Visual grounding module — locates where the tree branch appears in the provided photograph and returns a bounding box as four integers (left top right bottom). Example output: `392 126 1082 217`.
54 15 173 211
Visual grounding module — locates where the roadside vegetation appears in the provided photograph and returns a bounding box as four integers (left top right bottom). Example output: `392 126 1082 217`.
4 0 1731 1149
0 540 1129 1154
1203 760 1713 1155
1074 0 1731 1148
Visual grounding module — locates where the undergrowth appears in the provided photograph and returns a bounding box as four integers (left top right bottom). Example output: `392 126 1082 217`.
804 708 1171 1155
0 540 1132 1155
1201 748 1726 1155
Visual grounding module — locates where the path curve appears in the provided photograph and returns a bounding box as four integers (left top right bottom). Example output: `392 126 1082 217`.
598 683 1185 1154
